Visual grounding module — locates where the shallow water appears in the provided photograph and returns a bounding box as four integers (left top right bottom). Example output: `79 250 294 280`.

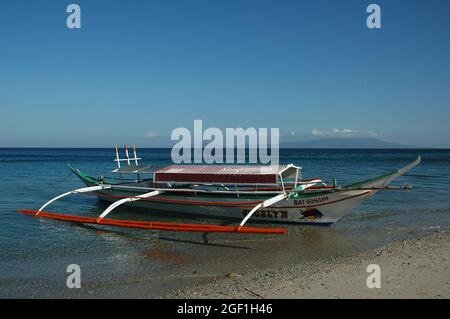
0 148 449 298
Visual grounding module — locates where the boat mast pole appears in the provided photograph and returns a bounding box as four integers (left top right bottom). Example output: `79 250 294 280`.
133 145 138 165
115 145 123 181
115 146 121 169
125 144 131 166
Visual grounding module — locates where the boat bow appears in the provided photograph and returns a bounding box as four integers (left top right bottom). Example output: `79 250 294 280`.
343 156 421 190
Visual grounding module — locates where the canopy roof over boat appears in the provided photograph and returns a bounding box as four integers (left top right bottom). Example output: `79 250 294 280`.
154 164 301 185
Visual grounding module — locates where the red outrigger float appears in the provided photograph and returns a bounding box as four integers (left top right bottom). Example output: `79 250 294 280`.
17 209 287 234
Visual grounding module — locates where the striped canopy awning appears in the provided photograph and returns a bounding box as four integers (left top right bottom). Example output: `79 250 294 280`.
154 164 300 184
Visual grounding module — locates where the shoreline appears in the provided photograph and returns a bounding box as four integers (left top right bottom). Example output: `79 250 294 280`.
2 227 449 299
166 230 450 299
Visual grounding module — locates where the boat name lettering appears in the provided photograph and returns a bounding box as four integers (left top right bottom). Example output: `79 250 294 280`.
242 209 288 219
293 196 329 206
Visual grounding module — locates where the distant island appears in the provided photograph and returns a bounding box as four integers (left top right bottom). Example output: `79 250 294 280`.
281 137 418 149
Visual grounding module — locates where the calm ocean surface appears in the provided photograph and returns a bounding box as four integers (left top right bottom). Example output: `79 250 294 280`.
1 148 449 298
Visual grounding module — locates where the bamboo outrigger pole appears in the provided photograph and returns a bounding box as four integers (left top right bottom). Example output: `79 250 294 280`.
37 185 112 215
96 190 163 221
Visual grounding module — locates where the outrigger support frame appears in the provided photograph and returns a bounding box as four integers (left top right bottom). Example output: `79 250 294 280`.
21 183 288 235
29 174 324 234
38 185 112 215
97 190 163 221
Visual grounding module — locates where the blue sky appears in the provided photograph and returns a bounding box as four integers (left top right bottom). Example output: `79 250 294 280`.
1 0 449 147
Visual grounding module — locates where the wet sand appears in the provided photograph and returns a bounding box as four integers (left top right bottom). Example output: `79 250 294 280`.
167 230 450 299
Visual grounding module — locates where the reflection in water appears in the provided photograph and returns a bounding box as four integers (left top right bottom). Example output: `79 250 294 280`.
142 243 188 265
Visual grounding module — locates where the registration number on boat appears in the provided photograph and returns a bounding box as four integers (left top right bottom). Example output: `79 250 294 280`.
293 196 329 206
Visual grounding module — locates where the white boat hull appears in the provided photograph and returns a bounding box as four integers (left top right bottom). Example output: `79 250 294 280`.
90 187 373 225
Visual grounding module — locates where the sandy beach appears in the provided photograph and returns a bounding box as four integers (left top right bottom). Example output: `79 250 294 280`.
168 230 450 299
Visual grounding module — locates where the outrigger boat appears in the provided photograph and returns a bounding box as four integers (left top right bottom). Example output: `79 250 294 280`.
18 145 421 235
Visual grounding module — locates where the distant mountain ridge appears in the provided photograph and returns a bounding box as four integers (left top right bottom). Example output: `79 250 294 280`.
281 137 416 149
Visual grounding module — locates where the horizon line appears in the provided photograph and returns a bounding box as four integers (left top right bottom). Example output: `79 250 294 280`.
0 146 445 150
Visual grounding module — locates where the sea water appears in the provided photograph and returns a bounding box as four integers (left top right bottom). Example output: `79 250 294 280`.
0 148 449 297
